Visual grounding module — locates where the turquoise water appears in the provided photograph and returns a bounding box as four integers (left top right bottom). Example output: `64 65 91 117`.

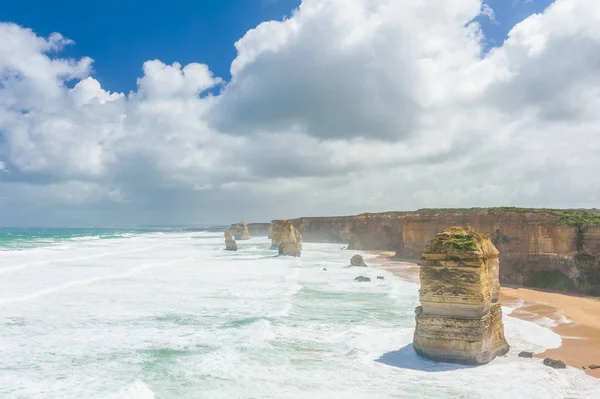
0 230 598 398
0 228 151 250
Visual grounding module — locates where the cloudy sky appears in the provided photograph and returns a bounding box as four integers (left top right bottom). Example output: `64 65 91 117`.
0 0 599 227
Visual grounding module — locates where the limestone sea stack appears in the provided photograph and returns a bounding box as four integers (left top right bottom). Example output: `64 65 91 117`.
270 220 302 257
413 226 509 365
270 220 284 249
231 222 251 240
224 230 238 251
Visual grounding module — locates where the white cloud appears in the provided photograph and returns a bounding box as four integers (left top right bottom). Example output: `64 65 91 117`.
0 0 599 226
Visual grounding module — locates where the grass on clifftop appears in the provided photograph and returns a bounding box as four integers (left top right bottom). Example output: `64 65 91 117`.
412 207 600 228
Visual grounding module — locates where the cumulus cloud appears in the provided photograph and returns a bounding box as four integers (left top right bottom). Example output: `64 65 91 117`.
0 0 599 226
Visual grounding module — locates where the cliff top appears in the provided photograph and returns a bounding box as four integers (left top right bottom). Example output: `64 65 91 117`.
353 208 600 228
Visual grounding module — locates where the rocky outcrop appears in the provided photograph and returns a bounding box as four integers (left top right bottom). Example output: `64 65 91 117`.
281 208 600 295
230 222 251 240
350 254 367 267
224 230 237 251
272 220 302 257
413 227 510 365
518 351 533 358
543 358 566 369
355 276 371 282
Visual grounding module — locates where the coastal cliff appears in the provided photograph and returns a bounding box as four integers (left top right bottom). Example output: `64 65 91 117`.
285 208 600 295
247 223 270 237
413 227 509 364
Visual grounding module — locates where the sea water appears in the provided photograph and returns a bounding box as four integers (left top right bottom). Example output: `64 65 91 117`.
0 230 598 399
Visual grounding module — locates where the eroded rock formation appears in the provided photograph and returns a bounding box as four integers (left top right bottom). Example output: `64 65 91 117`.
271 220 302 257
224 230 237 251
230 222 251 240
413 227 509 365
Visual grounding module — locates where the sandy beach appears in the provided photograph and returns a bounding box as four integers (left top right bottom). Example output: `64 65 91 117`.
368 251 600 378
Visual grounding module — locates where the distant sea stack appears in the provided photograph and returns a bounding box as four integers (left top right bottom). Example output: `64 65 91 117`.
271 220 302 257
413 227 509 365
230 222 251 240
224 230 238 251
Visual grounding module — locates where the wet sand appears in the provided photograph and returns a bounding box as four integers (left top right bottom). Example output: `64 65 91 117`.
367 251 600 378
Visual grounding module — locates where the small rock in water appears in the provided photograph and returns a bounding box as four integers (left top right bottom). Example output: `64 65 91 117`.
323 268 328 271
354 276 371 282
350 254 367 267
589 364 600 369
377 276 385 280
543 358 566 369
582 366 587 370
518 351 533 358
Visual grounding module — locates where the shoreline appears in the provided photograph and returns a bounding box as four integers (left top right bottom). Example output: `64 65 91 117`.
366 251 600 379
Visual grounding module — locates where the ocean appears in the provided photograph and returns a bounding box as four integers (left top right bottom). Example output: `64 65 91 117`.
0 229 598 398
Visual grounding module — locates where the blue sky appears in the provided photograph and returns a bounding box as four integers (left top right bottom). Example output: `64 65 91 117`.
1 0 552 93
1 0 301 92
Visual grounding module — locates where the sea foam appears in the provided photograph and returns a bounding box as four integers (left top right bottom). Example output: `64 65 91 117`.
0 231 597 399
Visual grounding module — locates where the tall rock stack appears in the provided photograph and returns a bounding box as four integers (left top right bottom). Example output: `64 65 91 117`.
270 220 284 249
231 222 251 240
224 230 238 251
413 227 509 365
270 220 302 257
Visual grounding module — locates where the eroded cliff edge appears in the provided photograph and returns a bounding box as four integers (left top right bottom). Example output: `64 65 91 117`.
285 208 600 295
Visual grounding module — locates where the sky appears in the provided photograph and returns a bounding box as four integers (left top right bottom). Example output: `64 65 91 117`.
0 0 599 227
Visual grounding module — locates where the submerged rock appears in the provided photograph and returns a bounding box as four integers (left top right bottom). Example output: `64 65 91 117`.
350 254 367 267
413 227 510 365
224 230 238 251
230 222 251 240
377 276 385 280
543 358 566 369
354 276 371 282
589 364 600 369
518 351 533 358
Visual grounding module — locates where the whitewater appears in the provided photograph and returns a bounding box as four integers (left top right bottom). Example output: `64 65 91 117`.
0 231 598 398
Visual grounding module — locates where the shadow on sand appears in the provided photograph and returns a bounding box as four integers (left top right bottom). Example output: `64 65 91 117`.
375 344 477 372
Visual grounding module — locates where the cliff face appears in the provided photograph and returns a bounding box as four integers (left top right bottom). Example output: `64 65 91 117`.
413 227 509 365
288 209 600 295
247 223 270 237
291 217 350 243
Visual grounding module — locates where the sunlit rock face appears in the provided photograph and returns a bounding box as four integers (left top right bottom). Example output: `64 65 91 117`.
271 220 302 257
230 222 251 240
224 230 238 251
413 227 509 365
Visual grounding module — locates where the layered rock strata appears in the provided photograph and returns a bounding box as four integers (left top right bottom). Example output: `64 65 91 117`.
224 230 237 251
271 220 302 257
230 222 251 240
282 208 600 295
413 227 509 365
